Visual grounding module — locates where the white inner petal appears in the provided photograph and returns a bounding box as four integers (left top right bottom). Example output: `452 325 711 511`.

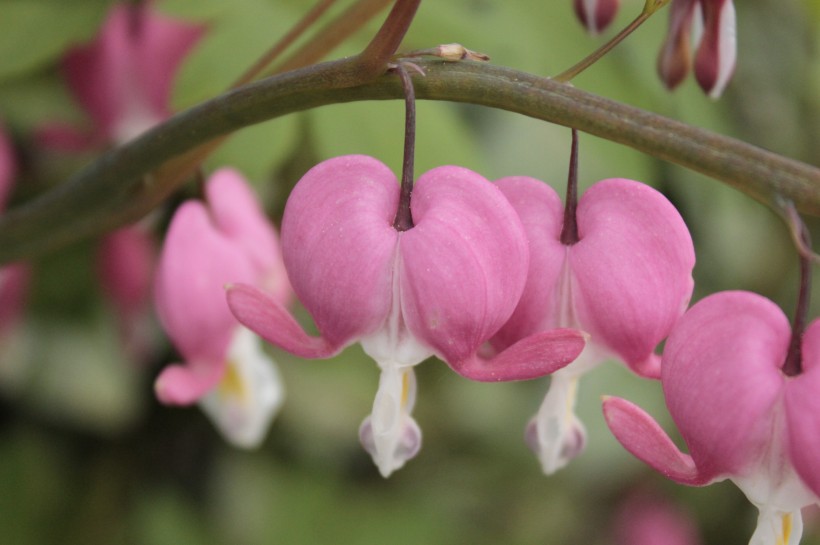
198 327 285 449
358 249 430 477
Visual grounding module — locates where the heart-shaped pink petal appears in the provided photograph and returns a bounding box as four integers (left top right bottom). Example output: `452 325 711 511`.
662 291 788 480
281 155 399 349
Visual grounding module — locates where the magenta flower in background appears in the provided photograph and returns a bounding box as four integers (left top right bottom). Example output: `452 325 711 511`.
39 1 203 150
573 0 621 34
227 155 586 477
657 0 737 98
491 176 694 474
154 169 290 448
604 291 820 545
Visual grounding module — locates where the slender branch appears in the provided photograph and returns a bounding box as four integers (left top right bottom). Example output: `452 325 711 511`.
783 203 812 377
392 64 417 232
1 60 818 263
232 0 339 88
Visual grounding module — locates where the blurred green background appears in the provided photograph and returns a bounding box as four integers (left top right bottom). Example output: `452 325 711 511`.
0 0 819 543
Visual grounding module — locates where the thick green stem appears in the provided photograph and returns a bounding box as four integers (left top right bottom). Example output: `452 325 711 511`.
0 60 818 262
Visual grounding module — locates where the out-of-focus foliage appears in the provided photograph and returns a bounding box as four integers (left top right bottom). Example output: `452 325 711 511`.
0 0 818 544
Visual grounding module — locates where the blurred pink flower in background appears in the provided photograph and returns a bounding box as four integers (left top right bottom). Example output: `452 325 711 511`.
154 168 290 448
613 489 702 545
39 2 203 150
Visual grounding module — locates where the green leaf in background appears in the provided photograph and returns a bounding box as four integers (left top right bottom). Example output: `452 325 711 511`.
0 0 111 81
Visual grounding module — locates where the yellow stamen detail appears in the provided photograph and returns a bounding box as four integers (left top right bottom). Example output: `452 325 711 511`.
400 370 410 408
777 513 793 545
217 361 247 401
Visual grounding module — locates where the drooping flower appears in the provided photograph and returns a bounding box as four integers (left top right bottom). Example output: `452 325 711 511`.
39 1 203 150
573 0 621 34
604 291 820 545
491 175 694 474
227 155 586 477
657 0 737 98
154 168 290 448
570 0 737 98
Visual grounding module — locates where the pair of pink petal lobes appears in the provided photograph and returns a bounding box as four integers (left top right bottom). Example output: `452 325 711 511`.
657 0 736 98
573 0 620 34
493 176 694 376
605 292 820 545
55 3 202 147
603 292 789 486
154 199 259 403
231 155 585 381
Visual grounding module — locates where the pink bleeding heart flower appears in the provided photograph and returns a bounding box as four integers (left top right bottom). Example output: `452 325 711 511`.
573 0 621 34
491 176 694 474
227 155 586 477
604 291 820 545
657 0 737 98
155 168 290 448
39 1 203 150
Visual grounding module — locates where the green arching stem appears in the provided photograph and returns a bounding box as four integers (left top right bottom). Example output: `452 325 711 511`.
0 60 818 263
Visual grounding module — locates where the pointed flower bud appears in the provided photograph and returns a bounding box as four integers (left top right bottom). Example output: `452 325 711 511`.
227 155 586 476
491 176 694 474
657 0 736 98
573 0 621 34
155 169 289 448
38 3 203 150
604 291 820 545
